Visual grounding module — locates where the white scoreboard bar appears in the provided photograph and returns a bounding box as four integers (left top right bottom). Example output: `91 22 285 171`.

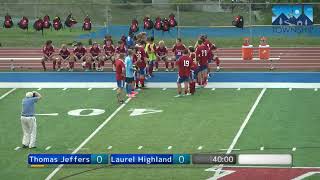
238 154 292 165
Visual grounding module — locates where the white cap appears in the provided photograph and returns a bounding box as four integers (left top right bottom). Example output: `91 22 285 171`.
26 92 33 98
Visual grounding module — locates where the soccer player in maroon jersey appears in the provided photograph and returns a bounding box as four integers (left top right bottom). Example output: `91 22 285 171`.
156 40 169 72
134 42 148 88
195 39 210 87
201 35 220 72
115 53 126 104
175 49 193 97
66 52 77 72
89 42 104 71
103 39 116 70
57 44 70 71
116 40 127 54
73 42 87 62
41 40 55 71
189 46 198 95
172 38 186 71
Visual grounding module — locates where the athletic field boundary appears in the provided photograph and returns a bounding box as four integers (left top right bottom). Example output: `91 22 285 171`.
2 82 320 89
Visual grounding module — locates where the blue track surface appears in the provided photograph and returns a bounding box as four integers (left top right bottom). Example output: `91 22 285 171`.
1 72 320 83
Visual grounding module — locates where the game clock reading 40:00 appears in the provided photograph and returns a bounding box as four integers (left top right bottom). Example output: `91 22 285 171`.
192 154 237 164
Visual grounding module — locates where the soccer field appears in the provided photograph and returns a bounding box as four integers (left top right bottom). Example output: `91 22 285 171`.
1 87 320 179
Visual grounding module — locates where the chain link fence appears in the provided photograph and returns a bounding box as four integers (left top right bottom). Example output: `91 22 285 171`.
0 2 319 47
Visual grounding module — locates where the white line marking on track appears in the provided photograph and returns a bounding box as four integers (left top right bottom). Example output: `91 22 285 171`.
138 146 143 150
198 146 203 150
37 88 42 90
315 88 318 91
292 171 320 180
45 146 51 151
168 146 172 150
88 88 92 91
0 88 16 100
162 88 167 90
45 97 132 180
107 146 112 150
14 146 21 151
62 88 67 91
260 146 264 151
208 88 266 180
112 88 117 91
292 147 297 151
211 88 215 91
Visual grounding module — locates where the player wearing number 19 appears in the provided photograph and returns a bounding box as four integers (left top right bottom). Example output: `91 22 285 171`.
175 49 193 97
195 39 210 87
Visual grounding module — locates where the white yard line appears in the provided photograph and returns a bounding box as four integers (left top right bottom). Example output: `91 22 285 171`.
219 148 240 151
208 88 266 180
35 113 59 116
45 98 132 180
0 88 16 100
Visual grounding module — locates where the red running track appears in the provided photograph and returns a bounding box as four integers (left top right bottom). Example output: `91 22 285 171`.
0 47 319 70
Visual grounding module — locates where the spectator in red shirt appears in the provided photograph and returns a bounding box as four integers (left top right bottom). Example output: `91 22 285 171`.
41 40 55 71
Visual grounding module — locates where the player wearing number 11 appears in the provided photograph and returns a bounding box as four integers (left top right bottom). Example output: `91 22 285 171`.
195 39 210 87
175 49 194 97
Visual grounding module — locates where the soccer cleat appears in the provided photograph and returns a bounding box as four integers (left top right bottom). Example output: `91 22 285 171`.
185 93 191 96
69 69 74 72
154 68 158 72
29 147 37 149
216 66 220 72
57 68 61 72
165 68 169 72
174 94 182 98
22 145 28 148
127 94 136 98
131 91 139 95
170 69 174 72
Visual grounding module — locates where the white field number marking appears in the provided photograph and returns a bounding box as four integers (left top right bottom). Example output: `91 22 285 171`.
68 109 105 117
128 108 163 117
